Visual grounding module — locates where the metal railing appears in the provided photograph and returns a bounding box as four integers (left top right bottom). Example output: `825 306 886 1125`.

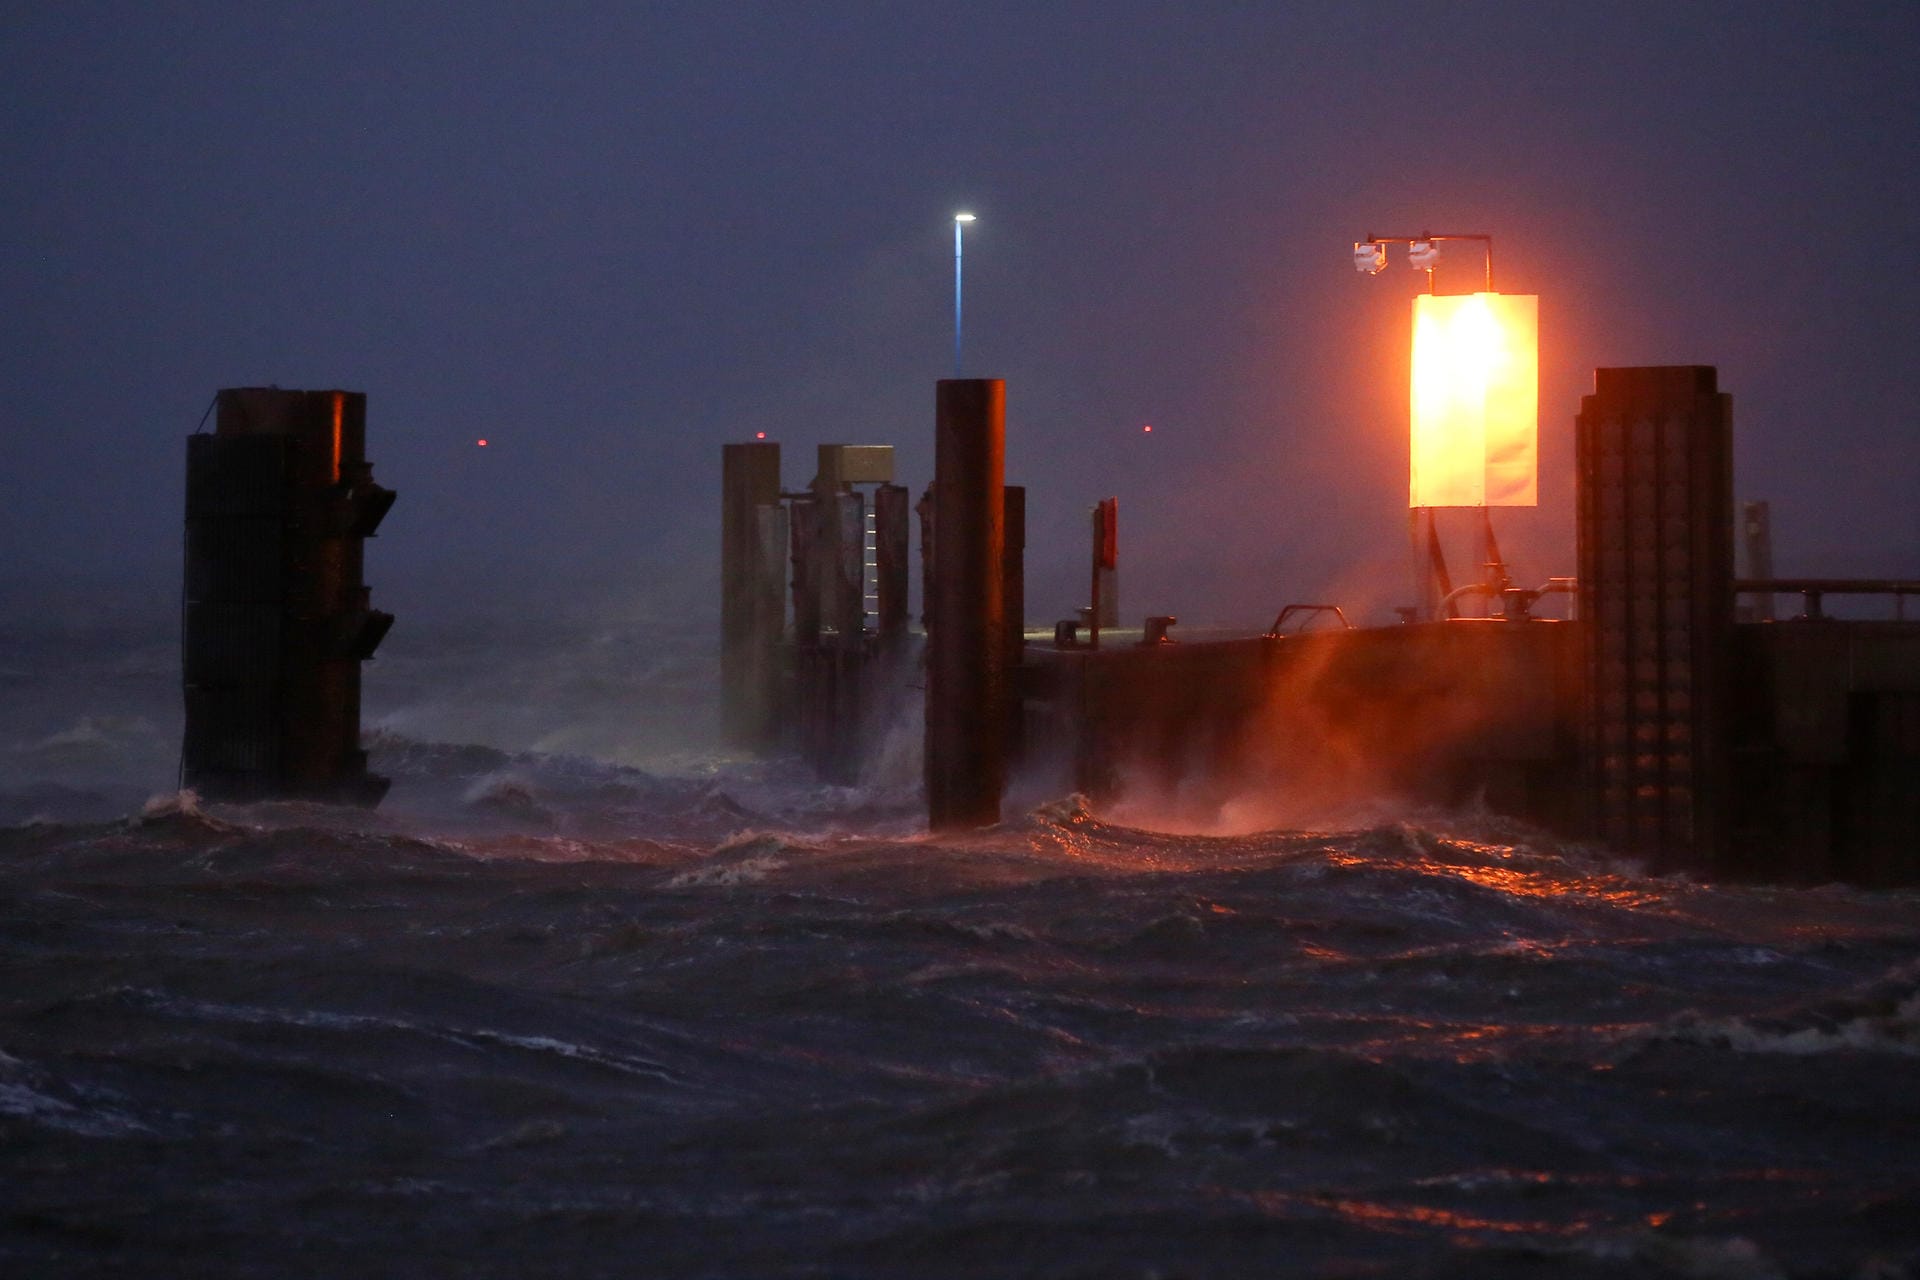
1266 604 1353 637
1734 579 1919 622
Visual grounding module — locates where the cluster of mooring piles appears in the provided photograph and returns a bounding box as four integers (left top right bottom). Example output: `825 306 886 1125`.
719 382 1024 805
170 369 1915 886
718 368 1920 886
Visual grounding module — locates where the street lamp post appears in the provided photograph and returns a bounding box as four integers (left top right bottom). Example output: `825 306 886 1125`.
953 212 976 377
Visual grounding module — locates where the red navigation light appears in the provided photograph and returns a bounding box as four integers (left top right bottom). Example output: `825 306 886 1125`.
1142 424 1153 433
755 431 767 440
476 438 488 447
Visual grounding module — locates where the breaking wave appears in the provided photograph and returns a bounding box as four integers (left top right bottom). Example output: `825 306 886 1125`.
4 612 1918 1277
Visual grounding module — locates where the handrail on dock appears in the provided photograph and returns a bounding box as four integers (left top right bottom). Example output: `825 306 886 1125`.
1266 604 1353 637
1734 578 1919 621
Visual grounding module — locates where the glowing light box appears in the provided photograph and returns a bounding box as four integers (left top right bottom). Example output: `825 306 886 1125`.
1409 292 1538 508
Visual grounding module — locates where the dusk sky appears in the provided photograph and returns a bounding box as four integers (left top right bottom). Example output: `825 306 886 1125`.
4 2 1916 627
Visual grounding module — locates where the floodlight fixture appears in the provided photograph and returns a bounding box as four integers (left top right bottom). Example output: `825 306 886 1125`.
1348 228 1523 623
1348 234 1533 503
1352 231 1494 292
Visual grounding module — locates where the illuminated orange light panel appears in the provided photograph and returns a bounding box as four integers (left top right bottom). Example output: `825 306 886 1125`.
1409 292 1538 508
330 391 344 484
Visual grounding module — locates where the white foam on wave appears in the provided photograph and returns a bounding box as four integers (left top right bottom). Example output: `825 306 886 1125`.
1565 1230 1785 1280
140 788 203 819
663 855 785 887
855 684 925 801
953 920 1039 943
1665 1003 1920 1058
665 833 789 887
0 1057 152 1139
0 1081 149 1137
1636 963 1920 1059
131 788 243 836
1027 793 1098 827
452 1028 684 1084
116 987 691 1085
460 770 551 820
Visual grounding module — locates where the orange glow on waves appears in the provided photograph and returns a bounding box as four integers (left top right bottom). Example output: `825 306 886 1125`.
1410 292 1537 508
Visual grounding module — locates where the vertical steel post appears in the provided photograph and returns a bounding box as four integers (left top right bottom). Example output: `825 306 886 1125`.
1576 366 1733 870
183 388 394 803
1003 485 1027 766
721 441 783 747
1003 486 1026 670
830 490 866 639
927 378 1006 829
1409 507 1445 622
1089 497 1117 646
1742 500 1774 622
874 483 911 646
789 496 820 647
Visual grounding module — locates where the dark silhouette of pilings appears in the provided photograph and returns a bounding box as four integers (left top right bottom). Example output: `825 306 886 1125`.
874 482 911 647
926 379 1007 829
1003 485 1026 765
1576 366 1732 868
721 441 785 748
182 387 395 803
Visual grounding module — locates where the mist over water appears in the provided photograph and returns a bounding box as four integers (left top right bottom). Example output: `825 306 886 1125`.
4 586 1920 1278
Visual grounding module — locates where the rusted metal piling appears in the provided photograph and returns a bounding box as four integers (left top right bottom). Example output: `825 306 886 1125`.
874 483 911 647
1003 485 1027 763
182 387 395 803
721 441 785 748
926 379 1007 829
712 358 1916 885
1575 366 1734 869
1088 497 1118 644
712 361 1914 884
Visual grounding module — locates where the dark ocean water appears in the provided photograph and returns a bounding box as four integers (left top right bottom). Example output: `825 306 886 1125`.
4 612 1920 1278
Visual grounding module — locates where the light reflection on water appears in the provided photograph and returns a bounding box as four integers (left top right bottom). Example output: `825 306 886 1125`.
3 616 1919 1276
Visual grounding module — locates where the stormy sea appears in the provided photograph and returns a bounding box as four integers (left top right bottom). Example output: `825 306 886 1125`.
4 600 1919 1279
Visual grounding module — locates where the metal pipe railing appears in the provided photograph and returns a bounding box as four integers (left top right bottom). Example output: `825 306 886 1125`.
1734 579 1919 621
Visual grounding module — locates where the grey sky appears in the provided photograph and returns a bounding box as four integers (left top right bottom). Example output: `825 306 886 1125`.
4 2 1915 625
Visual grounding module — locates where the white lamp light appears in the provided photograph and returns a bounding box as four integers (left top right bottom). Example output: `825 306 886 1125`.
952 214 977 376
